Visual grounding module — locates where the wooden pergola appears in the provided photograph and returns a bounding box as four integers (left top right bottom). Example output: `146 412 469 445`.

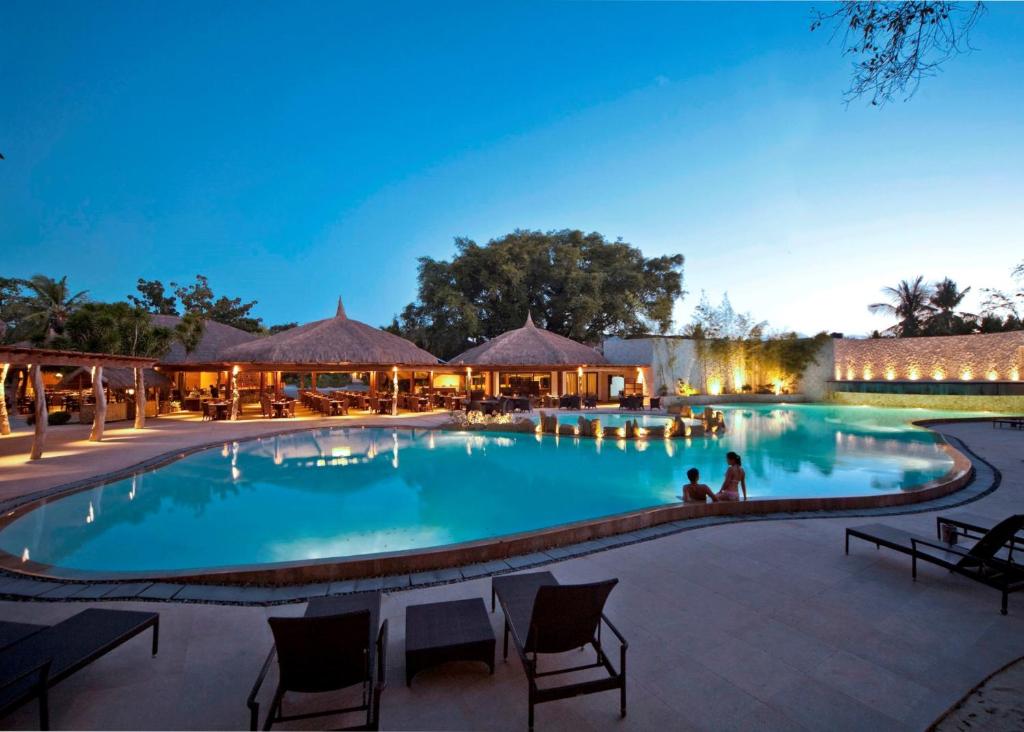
0 346 158 460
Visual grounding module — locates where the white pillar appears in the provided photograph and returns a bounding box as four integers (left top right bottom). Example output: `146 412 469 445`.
134 367 146 429
230 366 240 420
29 364 47 459
89 365 107 441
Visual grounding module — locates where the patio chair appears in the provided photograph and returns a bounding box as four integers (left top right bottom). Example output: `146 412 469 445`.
248 594 387 731
846 515 1024 614
0 609 159 730
491 572 627 730
202 401 215 421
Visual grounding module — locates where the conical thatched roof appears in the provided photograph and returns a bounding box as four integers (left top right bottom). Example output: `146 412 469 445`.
222 298 440 366
449 313 609 366
152 315 258 365
59 367 171 390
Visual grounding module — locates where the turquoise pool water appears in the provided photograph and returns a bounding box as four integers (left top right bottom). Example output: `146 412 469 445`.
0 404 973 573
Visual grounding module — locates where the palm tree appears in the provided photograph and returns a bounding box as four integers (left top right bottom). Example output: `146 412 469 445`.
926 277 973 335
20 275 88 343
868 276 934 337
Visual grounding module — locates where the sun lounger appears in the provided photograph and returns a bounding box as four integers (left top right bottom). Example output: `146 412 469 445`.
992 417 1024 430
936 512 1024 551
0 609 159 730
248 591 386 731
491 572 626 730
847 515 1024 614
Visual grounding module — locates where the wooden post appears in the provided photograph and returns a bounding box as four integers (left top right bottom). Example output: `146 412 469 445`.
312 371 319 393
392 368 398 416
0 362 10 436
134 367 146 429
90 365 106 441
259 371 266 397
30 364 47 459
229 367 240 420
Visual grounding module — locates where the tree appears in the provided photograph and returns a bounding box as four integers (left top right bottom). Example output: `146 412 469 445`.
981 260 1024 331
63 302 173 358
868 276 934 336
925 277 973 335
0 278 29 343
18 275 89 344
389 230 685 359
812 2 985 105
171 275 263 333
128 279 179 315
267 322 298 335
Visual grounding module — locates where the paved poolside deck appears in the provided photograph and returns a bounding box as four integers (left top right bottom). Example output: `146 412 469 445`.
0 419 1021 730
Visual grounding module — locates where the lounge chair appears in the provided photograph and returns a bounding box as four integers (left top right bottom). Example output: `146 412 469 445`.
491 572 627 730
846 515 1024 614
0 609 159 730
248 592 387 731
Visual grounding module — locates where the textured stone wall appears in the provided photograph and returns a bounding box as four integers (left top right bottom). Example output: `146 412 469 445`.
833 332 1024 382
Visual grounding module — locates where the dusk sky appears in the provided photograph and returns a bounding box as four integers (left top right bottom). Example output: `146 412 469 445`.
3 1 1022 337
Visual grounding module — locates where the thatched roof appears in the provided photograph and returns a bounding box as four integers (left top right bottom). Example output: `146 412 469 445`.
222 298 440 367
152 315 258 365
449 313 609 367
59 367 171 390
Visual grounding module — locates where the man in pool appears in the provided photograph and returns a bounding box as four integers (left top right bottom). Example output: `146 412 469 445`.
682 467 716 503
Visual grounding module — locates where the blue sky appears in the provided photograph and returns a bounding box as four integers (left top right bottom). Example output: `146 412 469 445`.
3 1 1023 336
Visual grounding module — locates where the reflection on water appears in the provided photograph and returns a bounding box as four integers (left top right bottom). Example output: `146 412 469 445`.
0 405 966 573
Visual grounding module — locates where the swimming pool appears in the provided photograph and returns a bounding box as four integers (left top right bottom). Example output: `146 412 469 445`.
0 404 970 575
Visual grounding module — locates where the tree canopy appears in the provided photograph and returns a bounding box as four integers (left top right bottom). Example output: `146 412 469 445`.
126 275 264 333
386 229 685 360
62 302 173 358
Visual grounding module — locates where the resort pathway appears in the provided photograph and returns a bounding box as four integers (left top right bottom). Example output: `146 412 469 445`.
0 421 1021 730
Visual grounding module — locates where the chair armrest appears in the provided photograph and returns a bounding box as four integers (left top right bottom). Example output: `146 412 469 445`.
601 614 628 650
376 619 389 687
246 646 276 731
911 537 972 559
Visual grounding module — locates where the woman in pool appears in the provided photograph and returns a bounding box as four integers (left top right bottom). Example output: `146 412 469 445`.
717 451 747 501
682 467 716 503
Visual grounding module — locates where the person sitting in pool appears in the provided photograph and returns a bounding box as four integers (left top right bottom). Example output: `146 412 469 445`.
717 451 747 501
682 467 716 503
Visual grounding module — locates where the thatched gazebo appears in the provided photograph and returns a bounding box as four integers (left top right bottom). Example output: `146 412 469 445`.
220 298 442 416
448 313 646 402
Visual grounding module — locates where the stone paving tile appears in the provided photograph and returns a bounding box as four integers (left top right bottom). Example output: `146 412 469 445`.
503 552 551 569
0 576 63 597
100 583 154 599
268 583 328 602
542 545 580 559
409 567 462 585
327 579 359 595
353 576 385 592
381 574 410 590
137 583 184 600
67 583 120 599
37 583 90 599
459 560 511 579
174 585 275 603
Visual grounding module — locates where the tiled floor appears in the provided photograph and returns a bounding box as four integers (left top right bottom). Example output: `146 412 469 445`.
0 421 1022 730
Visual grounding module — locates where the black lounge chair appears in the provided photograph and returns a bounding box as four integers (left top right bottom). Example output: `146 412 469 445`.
0 609 159 730
491 572 627 730
248 592 387 731
846 515 1024 614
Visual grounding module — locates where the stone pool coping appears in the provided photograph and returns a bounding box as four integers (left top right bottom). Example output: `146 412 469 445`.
0 417 982 595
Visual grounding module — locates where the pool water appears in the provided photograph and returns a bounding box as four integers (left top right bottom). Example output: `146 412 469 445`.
0 404 973 574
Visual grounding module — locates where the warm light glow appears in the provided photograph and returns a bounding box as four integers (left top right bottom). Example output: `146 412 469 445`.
908 367 920 381
708 379 722 396
231 466 241 481
845 366 854 381
616 427 626 438
1011 368 1021 381
834 367 842 380
862 366 872 380
21 547 29 562
577 366 583 378
636 368 644 384
331 446 352 458
960 369 973 381
885 368 896 381
772 379 784 396
232 365 240 375
732 367 744 392
986 370 998 381
932 369 944 380
86 501 95 524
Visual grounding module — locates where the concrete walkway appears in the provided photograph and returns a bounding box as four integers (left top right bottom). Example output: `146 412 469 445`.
0 421 1021 730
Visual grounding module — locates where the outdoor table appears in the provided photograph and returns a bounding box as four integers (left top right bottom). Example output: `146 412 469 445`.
405 598 494 686
208 402 229 420
378 397 393 414
479 399 500 416
270 400 288 418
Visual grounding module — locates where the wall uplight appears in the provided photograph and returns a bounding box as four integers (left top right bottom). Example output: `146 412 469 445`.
986 370 998 381
1011 368 1021 381
932 369 945 381
862 366 873 380
908 368 920 381
959 369 973 381
708 379 722 396
885 368 896 381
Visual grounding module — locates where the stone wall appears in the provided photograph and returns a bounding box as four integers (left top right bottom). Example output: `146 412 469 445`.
833 332 1024 382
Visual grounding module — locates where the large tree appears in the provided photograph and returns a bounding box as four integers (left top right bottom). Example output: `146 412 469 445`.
868 276 934 336
128 278 179 315
924 277 974 335
388 230 684 360
980 260 1024 332
170 275 263 333
812 2 985 105
16 275 89 344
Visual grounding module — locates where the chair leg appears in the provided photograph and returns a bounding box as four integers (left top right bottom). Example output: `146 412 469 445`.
263 686 285 731
1002 590 1008 616
39 684 49 731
